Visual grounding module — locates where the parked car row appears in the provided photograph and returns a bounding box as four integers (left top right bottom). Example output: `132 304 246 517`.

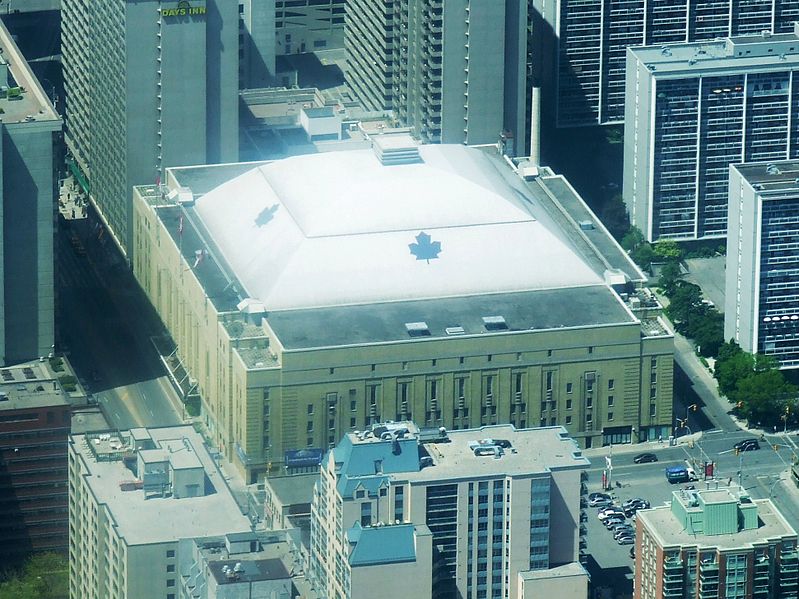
595 496 644 545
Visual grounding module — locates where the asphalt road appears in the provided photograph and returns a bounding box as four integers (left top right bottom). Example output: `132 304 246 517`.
56 212 181 431
583 431 799 597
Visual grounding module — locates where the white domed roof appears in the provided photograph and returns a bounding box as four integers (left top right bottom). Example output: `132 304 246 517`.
192 144 602 310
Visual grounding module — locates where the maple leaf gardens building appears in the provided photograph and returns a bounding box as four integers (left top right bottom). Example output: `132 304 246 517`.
132 135 674 482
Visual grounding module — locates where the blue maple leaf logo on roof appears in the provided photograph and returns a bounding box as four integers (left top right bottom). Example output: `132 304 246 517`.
409 231 441 263
254 204 279 227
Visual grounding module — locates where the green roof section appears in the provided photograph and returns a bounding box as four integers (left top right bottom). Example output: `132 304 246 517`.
347 523 418 567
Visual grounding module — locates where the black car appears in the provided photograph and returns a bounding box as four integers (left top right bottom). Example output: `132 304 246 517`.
734 439 760 452
633 453 658 464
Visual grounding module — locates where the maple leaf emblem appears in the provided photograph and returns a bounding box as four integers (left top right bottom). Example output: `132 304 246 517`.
408 231 441 263
254 204 279 227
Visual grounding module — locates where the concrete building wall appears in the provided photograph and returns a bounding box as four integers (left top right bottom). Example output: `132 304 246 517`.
276 0 346 55
725 166 761 357
2 121 59 363
62 0 238 257
239 0 277 88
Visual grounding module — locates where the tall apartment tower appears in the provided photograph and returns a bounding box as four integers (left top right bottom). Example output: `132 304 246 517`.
345 0 535 154
634 486 798 599
0 19 61 365
61 0 239 257
68 426 252 599
624 30 799 243
533 0 799 128
725 160 799 369
309 422 590 599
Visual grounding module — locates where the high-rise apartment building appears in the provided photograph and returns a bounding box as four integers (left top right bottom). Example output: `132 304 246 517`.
68 425 252 599
345 0 535 153
725 160 799 369
309 422 590 599
0 363 71 562
275 0 346 54
533 0 799 128
634 485 798 599
238 0 277 89
131 139 673 482
0 19 60 365
624 29 799 242
61 0 239 257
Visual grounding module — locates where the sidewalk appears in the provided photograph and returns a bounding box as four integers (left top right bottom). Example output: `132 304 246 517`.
58 174 88 221
581 430 704 460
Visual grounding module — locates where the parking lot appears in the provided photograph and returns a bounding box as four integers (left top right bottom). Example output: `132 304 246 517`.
583 431 799 596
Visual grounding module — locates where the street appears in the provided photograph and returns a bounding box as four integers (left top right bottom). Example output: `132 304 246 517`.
583 430 799 597
56 207 181 431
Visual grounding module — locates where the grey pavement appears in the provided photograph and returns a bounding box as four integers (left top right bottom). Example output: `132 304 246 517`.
683 256 726 310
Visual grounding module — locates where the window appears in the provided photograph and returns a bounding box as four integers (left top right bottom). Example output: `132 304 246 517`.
588 346 594 354
650 386 657 399
586 413 593 423
608 412 614 421
565 416 572 425
430 380 438 400
166 579 175 587
306 421 314 432
545 371 553 391
487 354 492 362
608 379 615 390
361 502 372 526
547 349 553 357
166 550 175 558
399 382 409 403
649 403 656 417
263 387 270 400
514 373 523 395
540 418 546 427
402 361 408 371
350 400 357 412
166 564 175 573
167 595 175 599
355 489 365 498
307 436 314 447
307 404 314 415
457 378 466 399
566 399 573 410
432 359 437 367
566 382 573 393
608 395 614 407
586 396 593 409
350 417 356 428
485 376 494 397
459 357 465 364
329 367 334 374
549 417 556 426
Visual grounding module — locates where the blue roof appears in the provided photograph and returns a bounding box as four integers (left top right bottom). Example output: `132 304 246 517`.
348 523 418 567
333 434 420 497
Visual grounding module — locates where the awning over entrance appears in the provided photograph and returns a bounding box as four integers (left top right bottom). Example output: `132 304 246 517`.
68 159 90 194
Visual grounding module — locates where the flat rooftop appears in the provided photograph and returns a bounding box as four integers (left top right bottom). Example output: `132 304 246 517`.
208 558 289 585
264 473 317 508
266 285 637 350
0 19 59 126
0 380 68 411
71 426 251 546
639 498 796 550
405 425 590 482
733 160 799 196
630 30 799 76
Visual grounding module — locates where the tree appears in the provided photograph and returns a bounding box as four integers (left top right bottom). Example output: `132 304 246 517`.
715 348 754 397
689 310 724 357
601 194 630 240
731 370 797 427
665 282 704 326
658 261 683 296
0 552 68 599
621 226 645 252
653 240 682 261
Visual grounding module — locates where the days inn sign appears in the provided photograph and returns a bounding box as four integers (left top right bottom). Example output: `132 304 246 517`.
160 0 207 17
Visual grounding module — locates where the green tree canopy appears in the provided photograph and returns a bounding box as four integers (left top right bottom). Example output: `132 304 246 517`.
653 240 682 260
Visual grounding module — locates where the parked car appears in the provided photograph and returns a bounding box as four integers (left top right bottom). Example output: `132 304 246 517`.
605 517 626 529
614 528 635 540
598 509 625 521
633 453 658 464
629 546 636 559
618 535 635 545
734 439 760 452
589 496 614 508
623 498 649 510
588 492 611 502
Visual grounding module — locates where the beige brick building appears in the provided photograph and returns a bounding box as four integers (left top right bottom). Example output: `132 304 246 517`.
132 138 674 482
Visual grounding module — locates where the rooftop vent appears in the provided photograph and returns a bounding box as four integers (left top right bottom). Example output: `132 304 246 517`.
445 326 465 336
766 164 781 175
482 316 508 331
372 134 422 166
405 322 431 337
579 220 595 231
